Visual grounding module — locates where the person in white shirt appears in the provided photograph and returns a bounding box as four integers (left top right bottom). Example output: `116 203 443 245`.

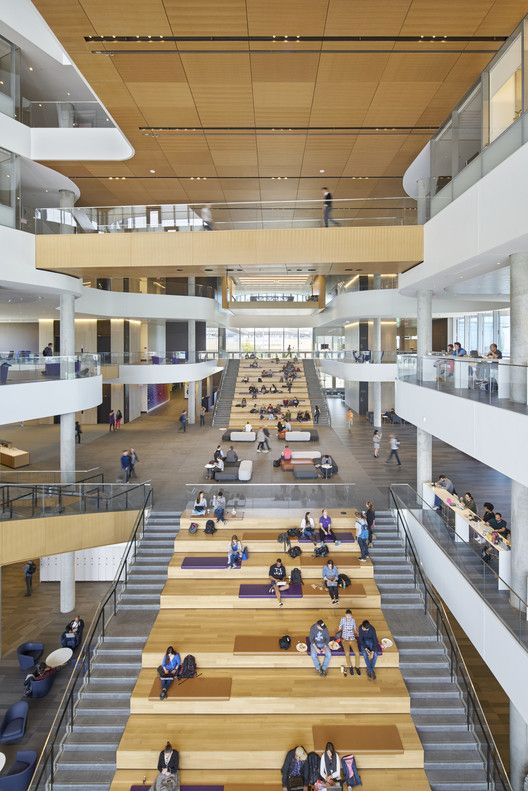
385 433 401 466
319 742 341 785
192 491 207 515
283 420 292 432
244 421 252 432
213 457 224 478
300 511 315 539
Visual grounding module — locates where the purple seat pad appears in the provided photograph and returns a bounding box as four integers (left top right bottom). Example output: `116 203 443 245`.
131 786 223 791
299 531 355 543
239 582 302 598
181 556 229 569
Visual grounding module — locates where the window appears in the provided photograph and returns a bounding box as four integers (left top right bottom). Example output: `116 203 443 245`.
299 328 313 352
240 329 255 352
226 328 239 352
455 317 465 346
206 326 218 352
489 33 522 143
284 329 298 352
254 328 269 351
468 316 478 353
498 311 510 357
269 328 283 351
481 314 494 352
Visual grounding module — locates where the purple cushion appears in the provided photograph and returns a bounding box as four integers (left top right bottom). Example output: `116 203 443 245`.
131 786 223 791
299 531 355 543
181 557 229 569
239 583 302 598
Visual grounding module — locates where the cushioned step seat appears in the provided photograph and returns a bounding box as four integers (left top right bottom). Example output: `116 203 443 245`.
300 531 355 543
293 467 319 479
181 557 230 569
239 583 302 598
229 431 256 441
238 460 253 481
215 470 238 482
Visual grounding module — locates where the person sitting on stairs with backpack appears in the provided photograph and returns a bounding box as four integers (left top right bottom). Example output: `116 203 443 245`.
322 559 340 604
269 558 290 606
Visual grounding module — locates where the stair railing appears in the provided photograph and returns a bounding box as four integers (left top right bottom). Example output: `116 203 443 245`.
389 487 513 791
27 485 154 791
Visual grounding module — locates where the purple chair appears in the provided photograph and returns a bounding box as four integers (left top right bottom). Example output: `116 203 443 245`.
16 642 43 672
0 750 37 791
0 701 29 744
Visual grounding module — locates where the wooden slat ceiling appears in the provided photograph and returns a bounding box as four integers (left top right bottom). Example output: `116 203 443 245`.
33 0 528 211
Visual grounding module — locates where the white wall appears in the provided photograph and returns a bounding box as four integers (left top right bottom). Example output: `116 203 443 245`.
0 226 82 295
0 322 38 352
40 543 127 581
0 375 102 425
318 359 397 382
395 379 528 487
106 361 223 386
399 507 528 724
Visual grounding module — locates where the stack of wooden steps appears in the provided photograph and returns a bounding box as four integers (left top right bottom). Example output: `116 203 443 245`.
109 507 431 791
228 360 313 430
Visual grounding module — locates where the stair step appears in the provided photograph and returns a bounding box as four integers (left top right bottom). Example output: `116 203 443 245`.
426 769 489 790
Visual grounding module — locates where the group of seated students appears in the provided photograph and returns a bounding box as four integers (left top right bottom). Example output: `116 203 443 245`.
434 474 510 554
443 341 503 359
192 489 228 522
282 740 362 790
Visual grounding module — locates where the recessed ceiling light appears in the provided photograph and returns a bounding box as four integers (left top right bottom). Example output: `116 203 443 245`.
319 169 325 173
28 66 33 71
149 169 156 174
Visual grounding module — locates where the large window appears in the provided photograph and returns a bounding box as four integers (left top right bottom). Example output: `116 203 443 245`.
299 328 313 352
206 326 218 352
226 328 239 352
468 316 478 353
240 329 255 352
255 328 269 351
284 329 299 352
481 314 494 352
269 328 284 351
498 311 510 356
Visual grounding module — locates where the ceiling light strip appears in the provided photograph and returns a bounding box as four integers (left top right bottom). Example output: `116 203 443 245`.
85 34 506 42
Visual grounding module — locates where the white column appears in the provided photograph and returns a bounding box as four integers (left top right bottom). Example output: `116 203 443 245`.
510 253 528 404
510 702 528 791
416 178 430 225
59 189 76 235
416 290 433 492
148 320 166 358
60 292 76 613
372 274 382 427
187 379 196 425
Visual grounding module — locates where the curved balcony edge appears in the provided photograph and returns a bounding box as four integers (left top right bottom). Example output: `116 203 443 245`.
0 375 102 424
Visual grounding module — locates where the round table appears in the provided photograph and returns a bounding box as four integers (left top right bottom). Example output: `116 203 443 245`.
321 464 332 479
0 752 6 773
204 463 216 480
46 647 73 668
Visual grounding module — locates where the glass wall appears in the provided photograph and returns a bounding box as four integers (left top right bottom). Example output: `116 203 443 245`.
220 328 314 353
0 35 19 120
205 326 218 352
450 310 507 356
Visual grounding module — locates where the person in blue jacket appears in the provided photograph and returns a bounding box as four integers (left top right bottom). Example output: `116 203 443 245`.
358 619 379 680
158 645 181 700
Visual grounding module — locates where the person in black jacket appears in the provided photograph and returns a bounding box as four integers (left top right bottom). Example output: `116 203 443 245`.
60 615 84 649
281 745 309 790
150 742 180 791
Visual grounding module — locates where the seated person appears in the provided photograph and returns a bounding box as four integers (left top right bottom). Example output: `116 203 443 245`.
244 421 253 432
24 662 56 697
249 360 259 368
296 410 304 422
150 741 179 791
61 614 84 649
488 512 510 539
268 558 290 606
213 456 225 477
192 491 208 514
358 619 379 680
277 420 284 433
158 646 181 700
241 376 249 383
303 411 311 422
261 385 268 393
283 420 292 432
236 397 247 407
213 445 225 462
212 490 226 522
282 445 293 462
281 745 310 791
270 383 278 393
460 491 477 513
290 397 299 408
434 474 455 510
486 343 503 359
482 502 495 523
452 341 467 356
319 508 336 542
319 742 342 788
225 445 239 464
300 511 315 539
228 534 243 568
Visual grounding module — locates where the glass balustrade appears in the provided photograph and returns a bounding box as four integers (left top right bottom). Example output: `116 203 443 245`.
0 353 100 384
22 100 114 129
397 353 528 412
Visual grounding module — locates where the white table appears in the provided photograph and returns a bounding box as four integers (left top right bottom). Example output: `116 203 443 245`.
46 647 73 668
321 464 333 479
0 752 6 773
204 463 215 480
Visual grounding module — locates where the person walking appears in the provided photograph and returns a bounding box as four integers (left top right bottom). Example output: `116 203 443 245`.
42 342 53 357
314 405 320 424
346 408 354 430
120 450 132 482
200 405 206 427
355 511 370 562
364 500 375 546
386 433 402 466
178 410 187 433
321 187 338 227
108 409 115 432
115 409 122 430
23 559 36 597
309 618 332 677
128 448 139 478
75 420 82 444
372 429 382 458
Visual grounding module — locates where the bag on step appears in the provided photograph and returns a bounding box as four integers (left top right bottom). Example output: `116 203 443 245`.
279 634 291 650
273 458 281 468
287 527 302 538
241 546 249 560
179 654 197 679
288 545 302 559
338 572 351 588
290 567 303 586
188 522 199 535
314 543 329 558
205 519 217 535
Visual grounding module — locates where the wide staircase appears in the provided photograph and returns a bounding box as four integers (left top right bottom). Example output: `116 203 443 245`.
212 359 239 427
303 359 331 426
49 512 180 791
371 511 490 791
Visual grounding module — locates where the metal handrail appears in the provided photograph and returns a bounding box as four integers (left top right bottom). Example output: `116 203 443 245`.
0 468 103 484
389 487 512 791
27 485 153 790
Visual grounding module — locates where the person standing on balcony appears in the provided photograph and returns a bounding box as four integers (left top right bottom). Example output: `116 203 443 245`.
75 421 82 444
42 342 53 357
23 559 36 597
200 405 206 426
108 409 115 432
321 187 338 227
115 409 122 430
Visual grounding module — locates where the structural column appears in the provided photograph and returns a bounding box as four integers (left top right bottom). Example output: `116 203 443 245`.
148 320 166 359
372 273 382 428
416 178 430 225
187 277 196 423
416 289 433 494
59 189 76 235
60 292 76 613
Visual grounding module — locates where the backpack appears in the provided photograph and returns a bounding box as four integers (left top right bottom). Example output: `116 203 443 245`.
277 532 291 549
188 522 199 534
279 635 291 650
359 525 369 541
314 543 329 558
288 545 302 559
273 458 281 468
342 754 362 787
290 567 303 586
306 752 320 785
287 528 302 538
205 520 217 535
241 546 249 560
179 654 197 679
338 573 351 588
